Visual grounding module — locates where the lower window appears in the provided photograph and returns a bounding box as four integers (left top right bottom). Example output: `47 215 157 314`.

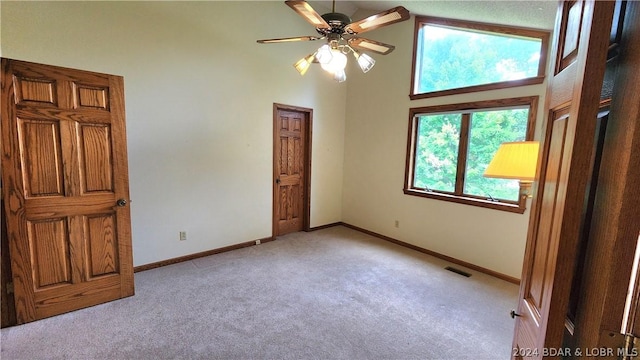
404 96 538 213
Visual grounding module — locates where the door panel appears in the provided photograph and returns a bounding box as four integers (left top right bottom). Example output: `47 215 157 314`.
512 1 614 356
18 119 65 197
86 213 119 278
273 105 311 236
79 123 113 193
29 218 71 288
1 58 134 324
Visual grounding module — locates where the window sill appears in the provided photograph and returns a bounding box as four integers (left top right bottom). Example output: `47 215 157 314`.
403 188 526 214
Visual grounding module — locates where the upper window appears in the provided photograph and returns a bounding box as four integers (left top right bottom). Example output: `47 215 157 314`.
410 17 550 100
404 97 538 213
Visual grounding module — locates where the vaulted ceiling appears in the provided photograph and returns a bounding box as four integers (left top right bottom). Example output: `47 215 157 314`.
309 1 557 30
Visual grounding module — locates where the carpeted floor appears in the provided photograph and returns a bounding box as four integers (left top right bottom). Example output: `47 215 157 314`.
0 226 519 359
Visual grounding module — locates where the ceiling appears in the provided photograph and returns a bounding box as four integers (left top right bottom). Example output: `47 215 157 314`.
308 1 557 30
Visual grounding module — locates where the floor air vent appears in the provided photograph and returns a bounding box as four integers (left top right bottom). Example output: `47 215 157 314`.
445 266 471 277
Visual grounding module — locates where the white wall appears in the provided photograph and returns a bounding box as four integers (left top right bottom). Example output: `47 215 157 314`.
341 12 549 279
1 1 346 266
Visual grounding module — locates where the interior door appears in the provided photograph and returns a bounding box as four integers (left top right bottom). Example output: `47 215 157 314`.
273 104 311 236
511 1 615 357
1 58 134 324
569 0 640 351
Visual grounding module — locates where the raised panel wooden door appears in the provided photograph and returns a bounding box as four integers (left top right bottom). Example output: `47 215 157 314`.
1 58 134 323
511 1 615 357
274 108 308 236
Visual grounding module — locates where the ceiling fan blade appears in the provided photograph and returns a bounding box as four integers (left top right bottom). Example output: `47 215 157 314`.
285 0 331 29
257 36 324 44
345 6 410 34
349 38 396 55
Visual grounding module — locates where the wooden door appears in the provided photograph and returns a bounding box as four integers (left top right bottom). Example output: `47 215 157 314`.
1 58 134 324
569 0 640 352
273 104 311 236
511 1 615 357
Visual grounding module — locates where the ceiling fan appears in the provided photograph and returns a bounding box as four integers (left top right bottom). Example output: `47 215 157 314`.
257 0 410 82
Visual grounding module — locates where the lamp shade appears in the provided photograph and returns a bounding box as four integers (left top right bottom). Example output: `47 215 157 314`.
483 141 539 181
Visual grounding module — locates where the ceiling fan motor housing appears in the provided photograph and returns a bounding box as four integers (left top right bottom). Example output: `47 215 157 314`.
319 12 352 34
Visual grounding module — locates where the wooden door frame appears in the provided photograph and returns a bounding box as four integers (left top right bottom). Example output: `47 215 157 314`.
272 103 313 237
572 0 640 348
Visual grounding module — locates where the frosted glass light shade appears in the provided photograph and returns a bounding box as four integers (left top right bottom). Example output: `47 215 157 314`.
355 52 375 73
316 44 333 64
333 69 346 82
293 53 315 76
484 141 539 180
320 49 347 73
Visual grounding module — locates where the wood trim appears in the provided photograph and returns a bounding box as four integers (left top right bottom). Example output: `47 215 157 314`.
573 0 640 347
409 14 422 102
409 77 546 100
1 196 17 328
455 114 471 194
409 15 550 99
307 222 342 232
404 112 419 190
418 16 552 40
133 236 276 273
409 96 540 116
403 189 525 214
340 222 521 285
272 103 313 237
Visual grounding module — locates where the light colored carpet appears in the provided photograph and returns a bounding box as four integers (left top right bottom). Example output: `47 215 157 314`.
0 226 518 359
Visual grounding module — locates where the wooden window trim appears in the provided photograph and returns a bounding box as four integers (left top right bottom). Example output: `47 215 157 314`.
403 96 538 213
410 16 550 100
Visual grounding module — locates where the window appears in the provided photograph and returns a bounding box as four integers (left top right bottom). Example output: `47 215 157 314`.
404 97 538 213
410 17 549 99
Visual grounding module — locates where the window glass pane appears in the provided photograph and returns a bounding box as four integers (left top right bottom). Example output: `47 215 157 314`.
464 108 529 201
415 24 542 94
413 114 462 192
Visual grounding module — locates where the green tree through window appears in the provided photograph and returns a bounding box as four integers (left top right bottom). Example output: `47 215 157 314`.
413 114 461 192
417 26 542 93
464 109 529 201
410 17 549 100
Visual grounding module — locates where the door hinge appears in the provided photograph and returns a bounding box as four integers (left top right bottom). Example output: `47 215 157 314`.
6 282 14 294
600 330 640 359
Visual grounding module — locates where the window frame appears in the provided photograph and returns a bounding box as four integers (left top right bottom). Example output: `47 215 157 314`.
403 96 538 214
410 16 550 100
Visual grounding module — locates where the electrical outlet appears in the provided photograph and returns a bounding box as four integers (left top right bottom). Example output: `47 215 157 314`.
179 231 187 241
255 239 261 245
394 220 399 228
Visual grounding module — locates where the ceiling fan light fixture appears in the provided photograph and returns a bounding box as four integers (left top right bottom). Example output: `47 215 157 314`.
354 51 375 73
258 1 410 82
333 69 347 82
293 52 316 76
320 48 348 73
316 44 333 64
